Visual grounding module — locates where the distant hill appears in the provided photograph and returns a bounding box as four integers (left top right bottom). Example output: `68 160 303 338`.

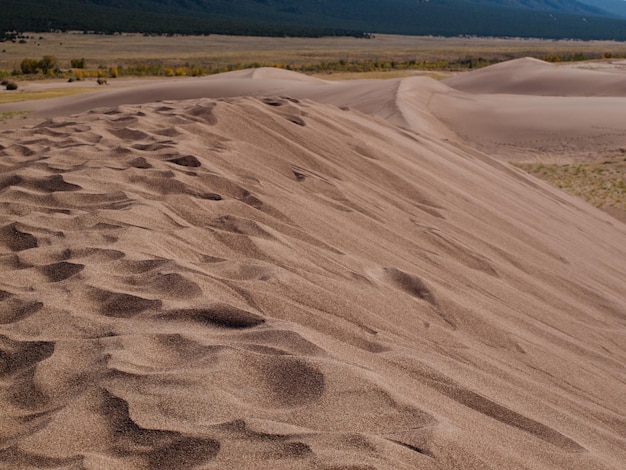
3 0 626 40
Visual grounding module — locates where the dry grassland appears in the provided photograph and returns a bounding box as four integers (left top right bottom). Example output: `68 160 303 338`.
0 87 102 104
3 32 626 73
515 157 626 221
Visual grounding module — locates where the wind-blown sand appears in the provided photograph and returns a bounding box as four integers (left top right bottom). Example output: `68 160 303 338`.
435 58 626 162
443 57 626 97
0 62 624 469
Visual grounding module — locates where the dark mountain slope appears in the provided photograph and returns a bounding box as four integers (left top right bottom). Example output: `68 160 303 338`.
3 0 626 39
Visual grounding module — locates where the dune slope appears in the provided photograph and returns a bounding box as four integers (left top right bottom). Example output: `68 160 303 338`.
428 60 626 163
0 92 625 469
5 63 626 166
443 57 626 96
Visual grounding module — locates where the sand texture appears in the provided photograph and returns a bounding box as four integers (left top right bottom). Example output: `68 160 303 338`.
0 62 625 469
434 59 626 162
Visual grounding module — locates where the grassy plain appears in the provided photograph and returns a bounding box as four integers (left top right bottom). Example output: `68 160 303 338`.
3 32 626 75
0 87 101 104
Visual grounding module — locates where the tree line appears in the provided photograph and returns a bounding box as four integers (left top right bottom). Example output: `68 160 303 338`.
7 51 625 82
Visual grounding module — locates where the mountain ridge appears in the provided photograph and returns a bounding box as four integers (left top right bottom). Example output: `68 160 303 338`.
3 0 626 39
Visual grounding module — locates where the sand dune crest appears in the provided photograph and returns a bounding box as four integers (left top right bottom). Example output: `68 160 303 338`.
0 69 624 469
445 57 626 96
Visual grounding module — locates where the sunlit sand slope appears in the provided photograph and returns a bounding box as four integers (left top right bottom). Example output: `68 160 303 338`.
0 93 624 469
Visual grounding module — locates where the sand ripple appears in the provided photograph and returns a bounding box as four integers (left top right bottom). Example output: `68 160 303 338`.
0 96 624 469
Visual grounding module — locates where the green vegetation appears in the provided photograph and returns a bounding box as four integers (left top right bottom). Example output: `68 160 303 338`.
0 110 29 122
4 33 626 84
0 56 510 82
70 58 86 69
515 156 626 215
20 55 58 74
0 1 366 38
2 78 18 89
287 57 500 73
8 47 626 82
542 51 619 62
4 0 626 40
0 88 101 104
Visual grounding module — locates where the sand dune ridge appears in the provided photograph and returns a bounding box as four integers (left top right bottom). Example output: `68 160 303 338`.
0 63 625 468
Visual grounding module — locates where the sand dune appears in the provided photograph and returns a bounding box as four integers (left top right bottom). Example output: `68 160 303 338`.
430 90 626 161
5 61 626 164
434 58 626 161
0 63 625 469
444 57 626 96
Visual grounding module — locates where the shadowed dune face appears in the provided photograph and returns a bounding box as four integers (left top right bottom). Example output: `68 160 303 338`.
0 88 624 469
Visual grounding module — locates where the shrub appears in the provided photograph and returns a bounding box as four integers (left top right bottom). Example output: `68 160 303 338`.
5 81 18 90
39 55 57 74
70 58 86 68
19 55 58 75
20 58 40 74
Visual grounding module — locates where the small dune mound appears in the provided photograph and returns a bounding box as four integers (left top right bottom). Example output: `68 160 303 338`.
0 297 43 324
27 175 82 193
383 267 437 306
260 356 325 406
444 57 626 96
159 304 265 329
0 223 38 252
210 215 276 239
118 259 170 274
250 67 325 82
100 390 221 468
417 367 586 452
186 103 218 124
128 156 152 169
167 154 201 167
140 272 203 299
0 335 54 376
39 261 85 282
90 288 162 317
107 127 152 141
